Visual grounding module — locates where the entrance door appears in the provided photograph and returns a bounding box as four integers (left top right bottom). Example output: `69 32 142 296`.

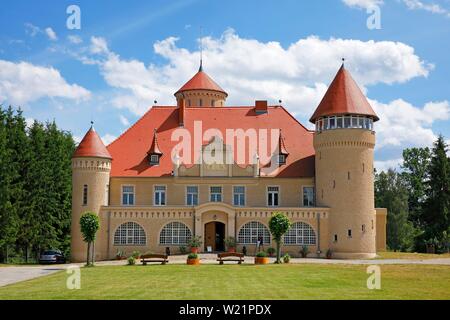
204 222 225 252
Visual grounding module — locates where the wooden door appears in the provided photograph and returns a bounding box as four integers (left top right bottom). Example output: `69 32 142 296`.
204 222 216 251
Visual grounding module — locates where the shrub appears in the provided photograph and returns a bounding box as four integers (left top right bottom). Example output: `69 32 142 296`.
127 256 136 265
267 247 276 256
131 251 140 259
283 253 291 263
300 245 309 258
256 251 268 258
179 246 187 254
187 253 198 260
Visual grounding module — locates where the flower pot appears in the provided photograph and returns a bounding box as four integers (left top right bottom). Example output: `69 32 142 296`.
227 247 236 253
190 247 199 254
254 257 269 265
187 258 200 265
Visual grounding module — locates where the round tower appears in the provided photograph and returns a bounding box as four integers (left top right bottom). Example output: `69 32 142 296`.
174 63 228 107
310 64 379 259
71 125 112 262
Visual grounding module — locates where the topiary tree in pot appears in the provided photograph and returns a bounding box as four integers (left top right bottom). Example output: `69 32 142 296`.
268 212 291 264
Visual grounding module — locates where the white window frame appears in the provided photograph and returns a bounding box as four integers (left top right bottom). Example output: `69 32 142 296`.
159 222 192 245
186 185 199 206
302 186 315 207
283 222 317 245
209 186 223 202
113 222 146 246
149 154 160 165
233 185 246 207
237 221 271 245
121 185 135 206
267 185 280 207
154 185 167 206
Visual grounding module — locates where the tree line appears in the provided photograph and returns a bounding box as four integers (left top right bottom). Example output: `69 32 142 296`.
0 106 74 263
375 136 450 253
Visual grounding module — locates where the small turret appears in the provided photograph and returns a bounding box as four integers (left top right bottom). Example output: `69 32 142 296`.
71 125 112 262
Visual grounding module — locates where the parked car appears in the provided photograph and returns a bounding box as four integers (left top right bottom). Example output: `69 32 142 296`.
39 250 66 264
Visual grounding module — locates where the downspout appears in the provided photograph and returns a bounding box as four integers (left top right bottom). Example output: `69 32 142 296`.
107 211 111 259
317 212 321 257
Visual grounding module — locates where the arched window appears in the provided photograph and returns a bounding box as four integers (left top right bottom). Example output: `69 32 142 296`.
113 222 146 246
159 222 192 245
283 222 316 245
238 221 270 244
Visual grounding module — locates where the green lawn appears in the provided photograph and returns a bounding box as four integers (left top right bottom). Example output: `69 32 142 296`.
375 251 450 260
1 264 449 300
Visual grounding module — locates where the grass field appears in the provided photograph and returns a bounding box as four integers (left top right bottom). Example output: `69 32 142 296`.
375 251 450 260
0 264 449 300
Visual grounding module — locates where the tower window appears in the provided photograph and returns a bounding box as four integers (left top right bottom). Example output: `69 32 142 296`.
362 224 366 232
363 163 365 173
348 172 351 180
211 100 215 107
348 229 352 238
188 99 191 107
334 234 338 242
321 189 324 199
82 185 88 206
199 99 203 106
333 180 336 189
371 220 374 230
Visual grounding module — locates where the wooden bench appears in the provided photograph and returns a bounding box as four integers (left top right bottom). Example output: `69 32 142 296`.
217 252 244 264
140 254 169 265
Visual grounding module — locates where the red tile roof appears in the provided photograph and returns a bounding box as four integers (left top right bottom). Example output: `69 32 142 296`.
73 127 112 159
309 64 379 123
107 106 315 177
175 70 228 96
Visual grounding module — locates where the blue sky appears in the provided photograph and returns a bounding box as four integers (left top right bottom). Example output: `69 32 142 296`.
0 0 449 170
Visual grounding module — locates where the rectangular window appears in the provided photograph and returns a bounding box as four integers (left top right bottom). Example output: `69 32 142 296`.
267 186 279 207
154 185 166 206
348 229 352 238
105 184 109 206
329 117 336 129
334 234 338 242
149 154 159 165
358 117 364 128
277 154 286 165
351 116 358 128
303 187 315 207
199 99 203 107
122 186 134 206
211 100 215 107
82 185 88 206
336 116 343 128
210 186 222 202
186 186 198 206
344 116 351 128
233 186 245 206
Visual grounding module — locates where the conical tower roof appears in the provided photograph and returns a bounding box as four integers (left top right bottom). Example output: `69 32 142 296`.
175 68 227 96
309 64 379 123
73 126 112 159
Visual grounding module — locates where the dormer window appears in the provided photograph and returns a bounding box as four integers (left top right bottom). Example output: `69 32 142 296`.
277 154 286 165
147 129 163 166
149 154 160 165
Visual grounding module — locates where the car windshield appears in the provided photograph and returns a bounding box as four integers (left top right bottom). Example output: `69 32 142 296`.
43 251 58 255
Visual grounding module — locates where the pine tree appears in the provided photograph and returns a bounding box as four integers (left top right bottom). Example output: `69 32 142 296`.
422 135 450 252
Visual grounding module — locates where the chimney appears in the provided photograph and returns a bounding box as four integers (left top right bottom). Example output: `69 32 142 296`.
178 98 185 126
255 100 268 114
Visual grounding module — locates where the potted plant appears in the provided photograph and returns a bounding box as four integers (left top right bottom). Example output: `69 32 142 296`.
267 247 276 257
300 245 309 258
179 246 187 254
127 256 136 265
255 251 269 265
188 236 202 254
224 236 237 253
283 253 291 264
187 253 200 265
116 249 125 260
326 249 333 259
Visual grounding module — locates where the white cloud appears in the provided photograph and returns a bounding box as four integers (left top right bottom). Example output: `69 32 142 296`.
342 0 383 10
374 158 403 172
119 114 130 126
401 0 450 17
101 134 117 145
372 99 450 148
90 36 109 54
25 23 41 37
68 35 83 44
0 60 91 105
45 27 58 41
81 30 431 120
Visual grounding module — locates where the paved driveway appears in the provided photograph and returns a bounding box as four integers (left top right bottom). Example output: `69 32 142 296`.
0 266 66 287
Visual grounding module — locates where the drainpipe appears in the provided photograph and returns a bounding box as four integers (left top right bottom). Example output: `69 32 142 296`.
317 212 321 257
107 211 111 259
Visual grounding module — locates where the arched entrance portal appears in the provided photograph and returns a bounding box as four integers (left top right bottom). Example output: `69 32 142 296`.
204 221 225 252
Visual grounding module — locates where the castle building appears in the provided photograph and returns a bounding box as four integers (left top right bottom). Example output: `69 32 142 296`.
71 63 387 261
